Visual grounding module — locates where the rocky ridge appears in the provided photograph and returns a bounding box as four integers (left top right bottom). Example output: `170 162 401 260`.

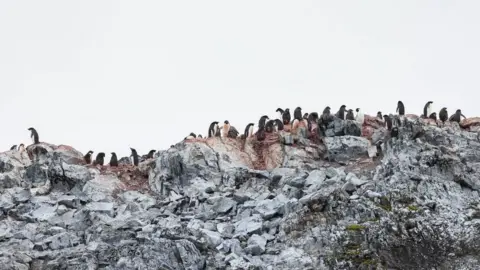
1 115 480 269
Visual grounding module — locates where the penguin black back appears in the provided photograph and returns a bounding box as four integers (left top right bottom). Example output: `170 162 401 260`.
84 150 93 164
335 105 347 120
282 109 291 125
345 109 355 120
28 127 40 144
208 121 219 138
423 101 433 118
274 119 284 131
294 107 302 121
439 108 448 123
265 120 274 133
383 115 393 130
391 127 399 138
244 123 254 138
396 101 405 116
449 109 466 123
147 150 156 159
258 115 269 130
109 152 118 167
94 152 105 166
130 148 139 166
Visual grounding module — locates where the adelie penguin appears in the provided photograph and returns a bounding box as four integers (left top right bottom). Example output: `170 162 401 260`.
282 109 291 125
208 121 220 138
335 105 347 120
130 148 139 166
10 145 17 151
383 115 393 130
93 152 105 166
307 113 319 132
377 111 383 120
303 113 309 120
258 115 269 130
391 127 399 138
449 109 466 123
146 150 156 159
28 127 40 144
109 152 118 167
439 108 448 124
184 132 196 140
293 107 302 121
276 108 284 120
273 119 284 131
396 101 405 116
265 120 275 133
345 109 355 120
429 112 437 121
84 150 94 164
244 123 254 138
355 108 365 125
423 101 433 119
221 120 239 138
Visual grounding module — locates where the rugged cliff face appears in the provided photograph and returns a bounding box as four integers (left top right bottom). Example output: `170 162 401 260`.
1 115 480 270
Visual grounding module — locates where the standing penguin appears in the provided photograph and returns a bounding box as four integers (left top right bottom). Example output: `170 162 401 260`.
146 150 156 159
265 120 275 133
208 121 220 138
307 112 319 132
130 148 139 166
28 127 40 144
396 101 405 116
282 109 291 125
439 108 448 124
377 111 383 120
109 152 118 167
383 115 393 130
93 152 105 166
449 109 466 123
391 127 399 138
84 150 94 164
355 108 365 125
294 107 302 121
423 101 434 118
274 119 284 131
276 108 284 120
244 123 255 138
222 120 231 137
258 115 270 130
335 105 347 120
345 109 355 120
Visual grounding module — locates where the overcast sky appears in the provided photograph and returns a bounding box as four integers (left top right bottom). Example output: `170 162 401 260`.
1 1 479 158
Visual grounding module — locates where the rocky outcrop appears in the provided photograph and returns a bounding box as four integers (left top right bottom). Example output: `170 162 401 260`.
1 115 480 269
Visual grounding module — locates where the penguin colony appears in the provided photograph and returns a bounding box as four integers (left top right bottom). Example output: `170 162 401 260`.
5 101 469 165
6 127 157 168
182 101 468 142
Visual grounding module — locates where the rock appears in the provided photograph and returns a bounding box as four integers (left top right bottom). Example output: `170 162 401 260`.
234 214 263 237
324 136 370 162
245 234 267 255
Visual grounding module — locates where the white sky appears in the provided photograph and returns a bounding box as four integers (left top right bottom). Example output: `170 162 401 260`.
1 1 479 158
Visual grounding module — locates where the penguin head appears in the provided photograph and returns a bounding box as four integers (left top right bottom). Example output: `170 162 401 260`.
276 108 283 113
356 108 360 112
340 105 346 110
285 108 290 112
397 101 403 105
111 152 116 156
296 107 302 110
28 127 34 131
130 148 137 154
224 120 229 124
383 115 389 119
98 152 105 158
348 109 353 113
190 132 196 137
428 101 433 105
149 150 156 154
456 109 462 114
87 150 93 155
170 145 174 148
19 144 24 148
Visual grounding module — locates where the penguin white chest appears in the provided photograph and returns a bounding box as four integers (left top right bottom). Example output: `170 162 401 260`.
248 126 254 137
427 104 433 117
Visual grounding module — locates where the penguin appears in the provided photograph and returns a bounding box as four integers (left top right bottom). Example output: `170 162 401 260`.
276 108 284 120
244 123 255 138
28 127 40 144
198 135 203 139
227 124 239 138
345 109 355 120
93 152 105 166
294 107 302 121
355 108 365 125
258 115 269 130
396 101 405 116
391 127 399 138
303 113 309 120
170 145 175 148
274 119 284 131
377 111 383 120
335 105 347 120
439 108 448 124
184 132 196 140
84 150 94 164
208 121 220 138
18 144 25 153
146 150 156 159
109 152 118 167
429 112 437 121
10 145 17 151
222 120 231 137
307 112 319 132
423 101 433 118
265 120 275 133
282 109 291 125
449 109 466 123
319 106 333 130
383 115 393 130
130 148 139 166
